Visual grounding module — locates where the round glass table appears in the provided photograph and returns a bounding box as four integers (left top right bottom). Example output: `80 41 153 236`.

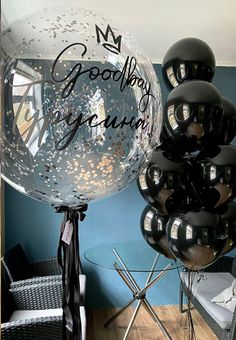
84 240 180 272
84 241 181 340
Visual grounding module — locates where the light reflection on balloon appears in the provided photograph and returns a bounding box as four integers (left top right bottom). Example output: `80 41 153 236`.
140 205 174 259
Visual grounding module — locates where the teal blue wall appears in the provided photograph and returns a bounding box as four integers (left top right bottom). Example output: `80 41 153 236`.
5 64 236 308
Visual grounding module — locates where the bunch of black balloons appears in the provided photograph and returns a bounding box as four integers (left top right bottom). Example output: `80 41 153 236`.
138 38 236 271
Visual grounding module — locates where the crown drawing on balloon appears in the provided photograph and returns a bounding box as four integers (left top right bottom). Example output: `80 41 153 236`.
95 24 122 54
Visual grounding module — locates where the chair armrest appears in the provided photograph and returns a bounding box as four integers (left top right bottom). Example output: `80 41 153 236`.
30 257 62 276
10 275 61 289
10 274 86 306
10 281 62 310
1 316 62 340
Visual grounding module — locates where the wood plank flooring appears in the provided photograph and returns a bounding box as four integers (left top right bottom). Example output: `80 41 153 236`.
87 305 217 340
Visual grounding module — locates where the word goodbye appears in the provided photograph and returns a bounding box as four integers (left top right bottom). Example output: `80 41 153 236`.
52 43 155 113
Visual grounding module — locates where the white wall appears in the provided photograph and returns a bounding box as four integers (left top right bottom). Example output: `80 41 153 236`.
2 0 236 66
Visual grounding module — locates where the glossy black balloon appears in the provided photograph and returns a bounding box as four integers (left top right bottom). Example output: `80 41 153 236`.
140 205 174 259
199 145 236 210
221 203 236 254
164 80 223 152
167 210 226 270
157 125 186 157
137 150 188 215
162 37 215 89
215 97 236 145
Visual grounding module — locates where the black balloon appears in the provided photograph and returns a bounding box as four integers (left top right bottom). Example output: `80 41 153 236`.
215 97 236 145
167 210 227 270
221 202 236 254
137 150 189 215
138 38 235 271
162 37 215 89
199 145 236 210
164 80 223 152
140 205 174 259
157 125 186 157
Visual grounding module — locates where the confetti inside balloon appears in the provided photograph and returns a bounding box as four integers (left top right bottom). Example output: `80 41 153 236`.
1 6 162 206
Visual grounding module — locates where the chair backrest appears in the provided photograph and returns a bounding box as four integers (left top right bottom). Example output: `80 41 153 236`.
1 244 32 282
1 271 14 322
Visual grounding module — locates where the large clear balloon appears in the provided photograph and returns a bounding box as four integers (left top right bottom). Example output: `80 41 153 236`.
167 211 227 271
1 6 162 206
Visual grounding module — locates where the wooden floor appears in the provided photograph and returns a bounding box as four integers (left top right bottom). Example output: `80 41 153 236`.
87 305 218 340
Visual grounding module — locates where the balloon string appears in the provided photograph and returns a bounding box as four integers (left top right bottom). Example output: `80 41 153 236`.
185 159 204 208
55 204 88 340
175 264 196 340
187 270 196 340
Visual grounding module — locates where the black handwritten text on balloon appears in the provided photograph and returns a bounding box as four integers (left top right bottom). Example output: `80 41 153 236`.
12 79 150 151
12 43 155 151
51 43 155 113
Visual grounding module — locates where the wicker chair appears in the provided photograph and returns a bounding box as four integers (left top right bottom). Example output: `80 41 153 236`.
1 244 62 286
1 244 86 300
1 244 87 339
179 256 236 340
1 279 86 340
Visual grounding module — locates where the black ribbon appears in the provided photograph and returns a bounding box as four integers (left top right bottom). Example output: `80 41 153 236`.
55 204 88 340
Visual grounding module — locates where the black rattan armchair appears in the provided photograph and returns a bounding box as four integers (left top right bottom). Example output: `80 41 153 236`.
1 244 62 286
1 278 86 340
1 244 86 303
179 256 236 340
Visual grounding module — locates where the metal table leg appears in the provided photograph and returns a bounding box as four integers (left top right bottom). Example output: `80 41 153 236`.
104 249 174 340
123 300 142 340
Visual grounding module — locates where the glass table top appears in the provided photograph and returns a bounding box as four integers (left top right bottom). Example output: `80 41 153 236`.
84 241 181 272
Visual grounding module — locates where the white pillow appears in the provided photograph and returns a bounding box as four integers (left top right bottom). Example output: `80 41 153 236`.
211 278 236 313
